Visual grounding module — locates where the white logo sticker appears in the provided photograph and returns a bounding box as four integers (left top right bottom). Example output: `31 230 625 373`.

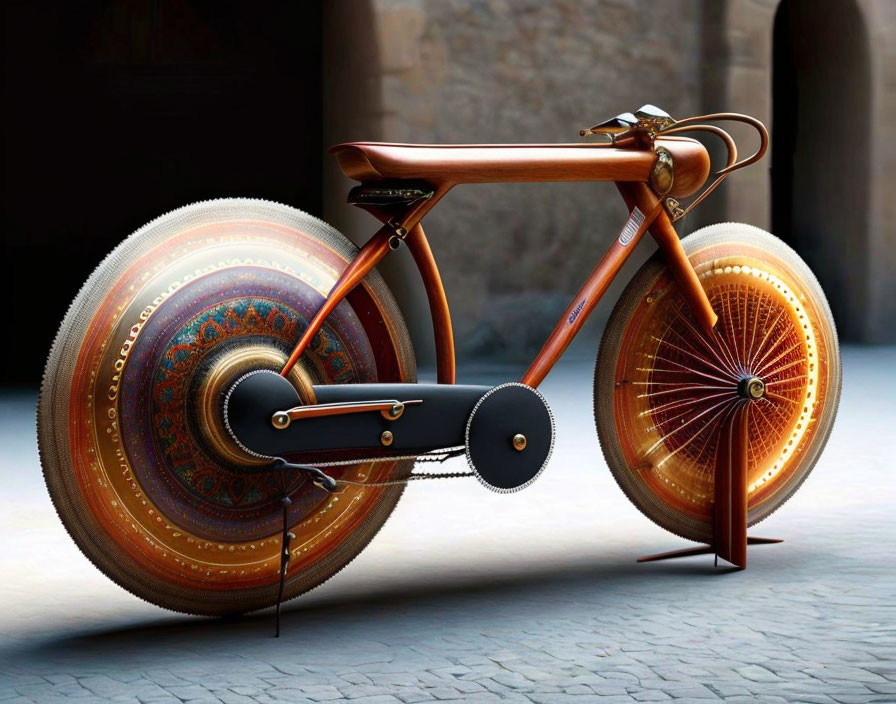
619 207 645 246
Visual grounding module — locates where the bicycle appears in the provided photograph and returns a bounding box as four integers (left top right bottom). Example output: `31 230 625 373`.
39 106 840 624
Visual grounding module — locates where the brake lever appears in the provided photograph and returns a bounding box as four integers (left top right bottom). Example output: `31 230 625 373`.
580 105 677 143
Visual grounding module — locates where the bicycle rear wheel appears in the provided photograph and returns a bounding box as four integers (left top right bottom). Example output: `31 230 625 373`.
39 199 416 615
595 223 840 542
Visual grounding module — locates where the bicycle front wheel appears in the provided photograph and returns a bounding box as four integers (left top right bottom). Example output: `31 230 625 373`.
595 223 840 543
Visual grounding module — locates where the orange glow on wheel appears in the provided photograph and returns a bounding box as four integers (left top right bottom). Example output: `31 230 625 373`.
596 225 840 542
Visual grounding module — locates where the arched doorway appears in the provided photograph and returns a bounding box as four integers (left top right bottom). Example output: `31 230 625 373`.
772 0 871 340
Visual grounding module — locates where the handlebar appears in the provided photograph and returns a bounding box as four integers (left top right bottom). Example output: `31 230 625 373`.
580 107 770 222
660 113 769 220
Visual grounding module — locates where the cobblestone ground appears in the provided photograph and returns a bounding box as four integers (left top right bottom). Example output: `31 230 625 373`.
1 347 894 704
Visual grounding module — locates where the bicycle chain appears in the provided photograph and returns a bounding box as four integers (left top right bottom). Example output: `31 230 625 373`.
332 447 471 488
273 447 472 490
336 469 473 488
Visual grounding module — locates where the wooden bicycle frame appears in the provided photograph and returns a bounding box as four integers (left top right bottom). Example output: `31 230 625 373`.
271 112 780 570
280 136 718 388
275 116 778 569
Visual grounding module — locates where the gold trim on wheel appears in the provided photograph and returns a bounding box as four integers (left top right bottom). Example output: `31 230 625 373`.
39 199 417 615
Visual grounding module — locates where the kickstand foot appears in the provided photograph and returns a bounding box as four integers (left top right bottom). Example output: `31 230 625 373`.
638 406 783 569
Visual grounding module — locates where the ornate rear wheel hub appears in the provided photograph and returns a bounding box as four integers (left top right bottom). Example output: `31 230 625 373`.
192 343 315 467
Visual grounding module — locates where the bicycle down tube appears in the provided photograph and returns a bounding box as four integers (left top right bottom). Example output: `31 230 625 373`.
280 181 716 391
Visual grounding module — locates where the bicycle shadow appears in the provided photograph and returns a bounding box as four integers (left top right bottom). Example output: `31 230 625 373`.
3 545 806 670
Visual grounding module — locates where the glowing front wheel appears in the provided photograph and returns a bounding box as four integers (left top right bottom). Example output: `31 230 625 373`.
595 223 841 543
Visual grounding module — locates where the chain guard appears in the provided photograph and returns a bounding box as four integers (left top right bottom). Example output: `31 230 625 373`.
224 370 490 464
225 372 554 492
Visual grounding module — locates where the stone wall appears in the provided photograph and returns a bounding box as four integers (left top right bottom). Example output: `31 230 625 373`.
323 0 896 369
863 0 896 342
710 0 896 342
324 0 704 368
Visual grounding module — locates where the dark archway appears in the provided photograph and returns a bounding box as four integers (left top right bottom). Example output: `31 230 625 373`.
772 0 871 341
1 1 322 383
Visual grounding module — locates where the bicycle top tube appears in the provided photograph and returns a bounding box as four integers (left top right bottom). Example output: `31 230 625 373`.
329 136 710 199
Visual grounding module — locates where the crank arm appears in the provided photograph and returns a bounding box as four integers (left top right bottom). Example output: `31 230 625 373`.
271 398 423 429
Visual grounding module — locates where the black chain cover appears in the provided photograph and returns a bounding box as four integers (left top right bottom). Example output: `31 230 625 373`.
224 370 490 465
465 383 554 493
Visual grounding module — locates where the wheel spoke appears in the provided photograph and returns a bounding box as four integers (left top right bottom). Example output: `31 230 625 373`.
750 402 779 438
764 373 807 387
647 392 739 431
637 366 731 376
638 384 734 399
652 354 742 386
748 307 787 370
672 310 742 378
714 321 743 380
633 380 731 387
746 290 766 366
650 334 740 381
690 412 726 468
750 311 791 371
718 289 745 375
654 398 743 468
645 396 741 457
764 390 799 405
641 390 737 418
755 344 806 378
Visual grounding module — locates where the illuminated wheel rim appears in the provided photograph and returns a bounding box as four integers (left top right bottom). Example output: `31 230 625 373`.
596 224 840 542
39 200 416 615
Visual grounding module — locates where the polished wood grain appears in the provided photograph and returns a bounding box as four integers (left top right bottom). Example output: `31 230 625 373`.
714 404 749 569
404 223 456 384
281 224 394 377
521 183 663 388
617 183 719 335
331 137 710 199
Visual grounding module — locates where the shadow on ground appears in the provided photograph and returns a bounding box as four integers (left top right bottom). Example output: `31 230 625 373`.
12 543 809 666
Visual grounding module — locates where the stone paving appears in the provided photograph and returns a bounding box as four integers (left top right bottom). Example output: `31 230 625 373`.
1 347 894 703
